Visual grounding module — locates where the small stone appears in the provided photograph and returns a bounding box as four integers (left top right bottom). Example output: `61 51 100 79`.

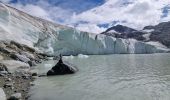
8 93 22 100
31 72 37 76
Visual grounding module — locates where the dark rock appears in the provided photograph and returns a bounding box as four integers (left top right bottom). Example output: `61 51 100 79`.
47 63 78 75
47 55 78 76
28 61 36 67
31 72 38 76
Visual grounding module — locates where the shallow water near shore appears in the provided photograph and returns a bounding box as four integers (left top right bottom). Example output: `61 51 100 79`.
29 53 170 100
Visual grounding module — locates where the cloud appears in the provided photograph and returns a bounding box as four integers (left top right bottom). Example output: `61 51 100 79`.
70 0 170 33
8 1 72 23
75 23 106 33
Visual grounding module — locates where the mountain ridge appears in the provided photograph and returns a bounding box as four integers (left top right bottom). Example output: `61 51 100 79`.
101 22 170 48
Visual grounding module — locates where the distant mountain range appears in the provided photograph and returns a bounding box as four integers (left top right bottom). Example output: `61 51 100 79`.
101 22 170 48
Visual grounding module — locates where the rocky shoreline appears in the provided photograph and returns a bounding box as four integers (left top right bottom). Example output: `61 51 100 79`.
0 40 49 100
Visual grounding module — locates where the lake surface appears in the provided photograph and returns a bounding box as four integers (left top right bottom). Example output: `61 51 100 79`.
29 53 170 100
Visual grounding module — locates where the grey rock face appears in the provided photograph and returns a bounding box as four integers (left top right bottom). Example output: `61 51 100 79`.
144 21 170 48
101 25 146 41
102 22 170 48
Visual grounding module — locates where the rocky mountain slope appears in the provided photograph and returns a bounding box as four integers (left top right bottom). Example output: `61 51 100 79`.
0 3 169 56
144 22 170 48
101 22 170 48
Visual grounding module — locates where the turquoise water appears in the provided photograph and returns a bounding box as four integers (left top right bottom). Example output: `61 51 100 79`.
29 54 170 100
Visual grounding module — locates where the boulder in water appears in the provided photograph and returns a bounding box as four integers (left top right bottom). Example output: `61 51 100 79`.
47 55 78 76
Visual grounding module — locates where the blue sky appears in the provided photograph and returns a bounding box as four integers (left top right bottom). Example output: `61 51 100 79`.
1 0 170 33
9 0 105 13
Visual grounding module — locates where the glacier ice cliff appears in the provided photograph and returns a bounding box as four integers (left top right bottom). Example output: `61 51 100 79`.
0 3 169 56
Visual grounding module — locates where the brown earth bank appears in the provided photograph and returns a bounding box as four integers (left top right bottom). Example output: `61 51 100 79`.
0 40 50 100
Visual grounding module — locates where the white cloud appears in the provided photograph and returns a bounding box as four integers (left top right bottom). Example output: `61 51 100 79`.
76 23 106 33
70 0 170 33
10 1 72 23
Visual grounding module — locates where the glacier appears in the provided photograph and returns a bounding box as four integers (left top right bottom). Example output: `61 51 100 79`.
0 3 169 56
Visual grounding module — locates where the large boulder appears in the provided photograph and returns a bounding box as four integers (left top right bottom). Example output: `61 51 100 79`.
47 60 78 76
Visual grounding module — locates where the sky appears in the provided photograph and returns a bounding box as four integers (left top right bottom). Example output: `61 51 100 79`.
1 0 170 33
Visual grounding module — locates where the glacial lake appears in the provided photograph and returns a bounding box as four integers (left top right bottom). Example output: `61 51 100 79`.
29 53 170 100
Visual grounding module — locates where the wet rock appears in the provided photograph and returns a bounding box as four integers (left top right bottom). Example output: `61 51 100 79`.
8 93 21 100
0 88 6 100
